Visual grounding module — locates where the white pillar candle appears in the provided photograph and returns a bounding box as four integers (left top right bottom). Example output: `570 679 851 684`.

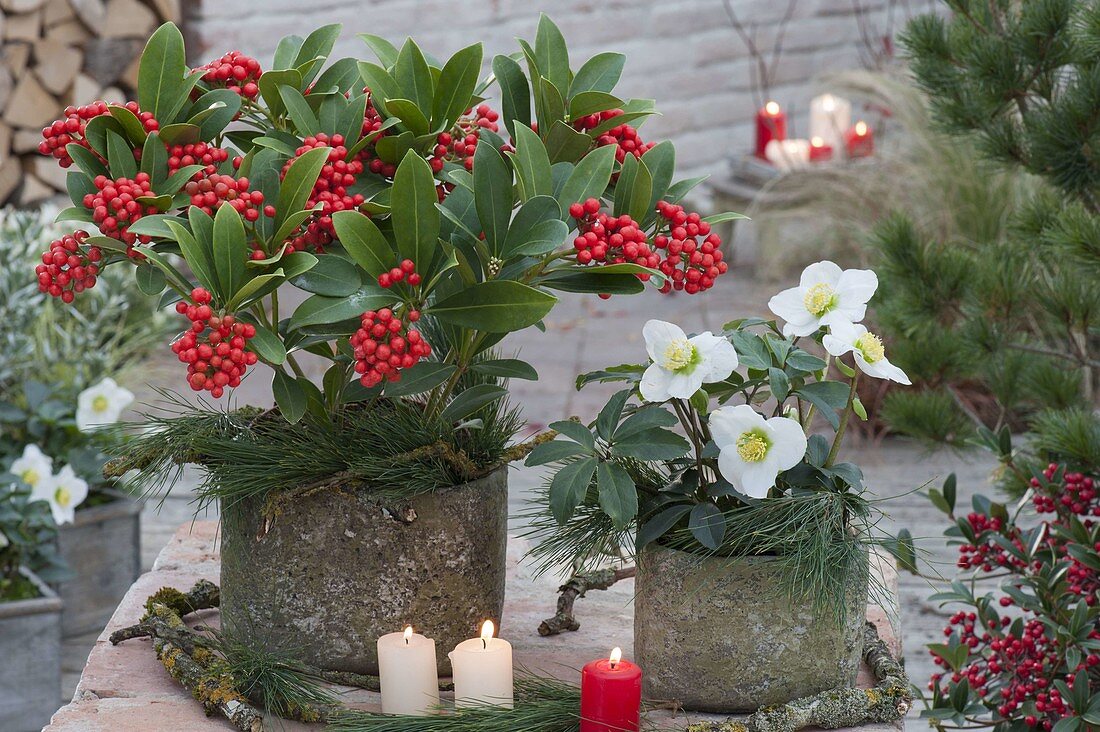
765 138 811 171
377 626 440 716
449 620 514 709
809 93 851 152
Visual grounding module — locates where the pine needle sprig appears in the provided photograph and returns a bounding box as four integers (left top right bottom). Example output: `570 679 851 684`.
326 674 583 732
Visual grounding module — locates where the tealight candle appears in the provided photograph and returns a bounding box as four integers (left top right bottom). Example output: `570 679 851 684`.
809 136 834 162
449 620 513 709
754 101 787 158
845 120 874 158
579 647 642 732
377 626 440 716
764 138 811 171
809 93 851 152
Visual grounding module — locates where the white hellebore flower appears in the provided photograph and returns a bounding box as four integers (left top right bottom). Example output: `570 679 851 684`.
768 260 879 337
0 529 7 550
33 465 88 525
76 377 134 432
639 320 739 402
710 405 808 499
10 444 53 491
823 321 911 385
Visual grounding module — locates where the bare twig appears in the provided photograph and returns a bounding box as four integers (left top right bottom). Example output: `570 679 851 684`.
538 565 636 636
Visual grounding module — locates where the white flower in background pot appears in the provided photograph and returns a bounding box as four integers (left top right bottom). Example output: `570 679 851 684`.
10 444 53 491
76 378 134 432
639 320 739 402
32 465 88 525
823 321 911 384
768 260 879 337
710 405 808 498
0 529 8 549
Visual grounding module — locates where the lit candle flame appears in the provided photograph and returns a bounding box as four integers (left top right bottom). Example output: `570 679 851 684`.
480 620 494 649
811 136 825 147
609 647 622 669
403 625 413 644
764 101 780 115
855 121 868 136
822 95 835 112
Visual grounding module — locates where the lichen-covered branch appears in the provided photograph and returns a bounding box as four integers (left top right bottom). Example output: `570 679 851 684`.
684 622 911 732
538 565 636 636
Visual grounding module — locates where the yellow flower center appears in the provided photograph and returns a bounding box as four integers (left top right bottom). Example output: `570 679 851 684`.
661 338 697 372
736 431 769 463
92 395 110 413
54 485 72 508
802 283 837 316
856 332 885 364
20 468 40 487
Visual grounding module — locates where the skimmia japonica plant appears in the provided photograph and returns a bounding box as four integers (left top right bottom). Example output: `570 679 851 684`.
526 261 915 609
35 17 735 426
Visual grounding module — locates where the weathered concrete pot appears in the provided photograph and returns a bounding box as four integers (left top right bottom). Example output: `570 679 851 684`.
220 467 508 675
0 570 61 732
634 543 868 712
57 488 143 636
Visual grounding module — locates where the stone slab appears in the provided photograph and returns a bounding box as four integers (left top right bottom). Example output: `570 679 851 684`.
50 521 904 730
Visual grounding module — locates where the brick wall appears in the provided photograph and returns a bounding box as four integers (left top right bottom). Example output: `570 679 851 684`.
183 0 935 199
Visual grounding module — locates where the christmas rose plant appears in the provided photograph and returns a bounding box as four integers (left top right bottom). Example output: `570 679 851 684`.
35 18 739 499
526 260 914 606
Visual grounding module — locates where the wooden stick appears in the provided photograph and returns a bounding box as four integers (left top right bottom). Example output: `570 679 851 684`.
538 565 636 636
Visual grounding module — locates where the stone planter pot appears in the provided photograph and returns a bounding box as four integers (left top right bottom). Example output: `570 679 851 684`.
57 488 143 636
220 467 508 676
0 570 61 732
634 543 868 712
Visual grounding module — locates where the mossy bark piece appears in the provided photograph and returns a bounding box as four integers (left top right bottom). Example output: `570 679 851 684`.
220 468 509 676
634 544 868 713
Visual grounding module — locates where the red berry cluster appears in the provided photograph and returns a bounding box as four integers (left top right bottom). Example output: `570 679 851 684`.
1032 464 1098 517
34 231 101 303
167 142 230 178
39 101 158 169
183 174 265 222
358 91 397 179
955 512 1027 572
351 309 431 388
573 109 654 164
194 51 262 99
282 133 365 253
83 172 158 253
377 259 421 288
568 198 661 275
435 104 501 172
652 201 727 294
171 288 258 398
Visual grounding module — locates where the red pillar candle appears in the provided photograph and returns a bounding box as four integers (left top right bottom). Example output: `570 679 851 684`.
845 120 874 158
580 648 642 732
809 136 833 162
755 101 787 158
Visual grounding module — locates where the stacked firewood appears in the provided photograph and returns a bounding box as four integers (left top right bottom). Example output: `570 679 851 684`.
0 0 179 205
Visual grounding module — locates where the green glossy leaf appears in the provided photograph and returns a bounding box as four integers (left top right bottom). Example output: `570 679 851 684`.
292 24 342 85
534 14 570 92
137 22 187 123
106 130 138 179
140 132 168 184
511 123 552 202
247 322 287 365
568 91 622 119
279 85 321 135
394 38 434 112
543 120 593 164
689 502 726 549
612 428 690 460
429 280 555 332
525 440 591 466
557 144 616 210
569 52 625 97
637 503 692 547
384 362 456 397
258 68 303 117
108 104 148 145
135 264 166 295
440 384 507 423
273 370 307 424
157 123 201 146
65 143 107 179
432 42 482 130
275 146 329 235
289 288 394 330
357 62 402 107
470 358 538 380
164 219 217 294
473 142 513 256
550 457 597 524
212 203 247 297
390 150 440 272
358 33 400 68
548 419 596 449
188 89 242 139
596 389 631 441
597 460 637 529
331 210 394 277
290 254 361 296
383 98 430 137
491 55 530 137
